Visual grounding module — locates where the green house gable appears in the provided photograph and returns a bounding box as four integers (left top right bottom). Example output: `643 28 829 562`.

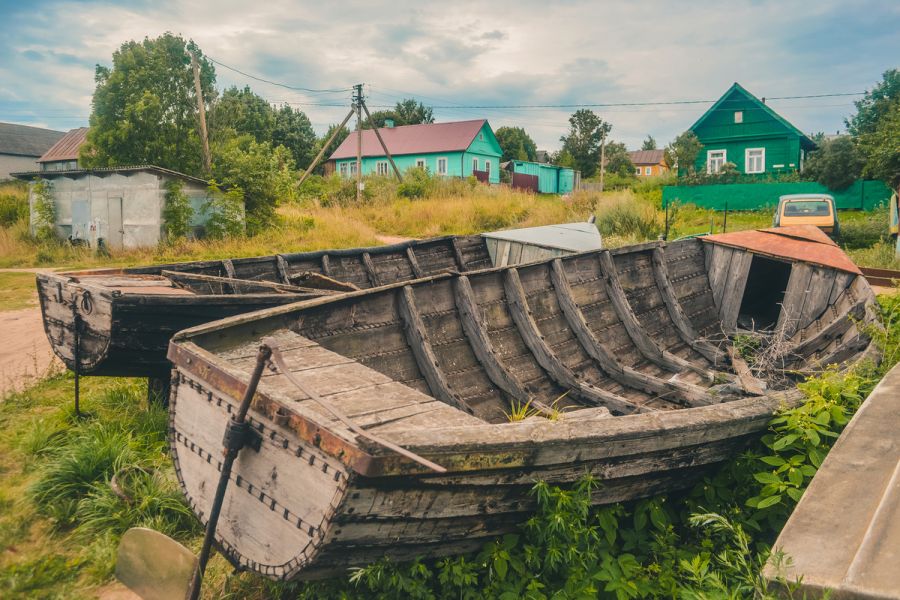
689 83 816 176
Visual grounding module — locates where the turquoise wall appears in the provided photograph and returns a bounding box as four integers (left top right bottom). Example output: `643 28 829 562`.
511 161 576 194
662 180 893 211
692 136 803 175
335 122 501 184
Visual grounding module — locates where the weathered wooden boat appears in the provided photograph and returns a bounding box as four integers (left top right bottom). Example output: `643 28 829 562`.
37 235 493 382
167 226 880 581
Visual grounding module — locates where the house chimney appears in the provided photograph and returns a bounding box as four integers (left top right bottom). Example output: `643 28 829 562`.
384 118 395 128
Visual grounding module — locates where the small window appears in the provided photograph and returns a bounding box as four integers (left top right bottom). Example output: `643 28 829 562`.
415 158 426 169
734 111 743 123
339 162 348 177
437 157 448 175
745 148 765 174
485 160 491 175
472 158 479 172
376 161 389 176
644 166 652 176
479 133 484 141
349 162 357 176
635 167 642 176
707 150 726 174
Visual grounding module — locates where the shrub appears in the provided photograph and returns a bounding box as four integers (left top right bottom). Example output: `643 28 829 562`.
0 184 28 227
203 182 245 239
397 167 433 199
162 179 193 242
31 178 57 241
595 193 662 239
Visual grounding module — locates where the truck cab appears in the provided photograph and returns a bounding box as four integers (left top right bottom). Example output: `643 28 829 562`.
773 194 840 239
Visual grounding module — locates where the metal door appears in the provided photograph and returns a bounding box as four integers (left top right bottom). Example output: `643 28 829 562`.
107 196 124 248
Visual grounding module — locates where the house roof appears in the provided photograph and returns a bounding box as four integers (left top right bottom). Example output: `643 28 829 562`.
0 122 66 157
329 119 491 160
38 127 88 162
11 165 209 186
689 83 815 149
627 149 666 166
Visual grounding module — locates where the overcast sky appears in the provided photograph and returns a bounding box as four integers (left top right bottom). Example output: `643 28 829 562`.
1 0 898 151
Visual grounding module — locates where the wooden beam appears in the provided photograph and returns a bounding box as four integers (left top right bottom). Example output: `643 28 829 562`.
789 295 868 361
550 259 706 410
449 238 466 271
161 270 334 295
598 251 709 378
503 268 657 412
406 247 424 279
321 254 332 277
222 259 236 279
650 248 723 365
396 286 472 414
726 346 766 396
361 252 381 287
276 254 291 284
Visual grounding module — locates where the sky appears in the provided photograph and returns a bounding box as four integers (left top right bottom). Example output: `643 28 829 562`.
1 0 898 152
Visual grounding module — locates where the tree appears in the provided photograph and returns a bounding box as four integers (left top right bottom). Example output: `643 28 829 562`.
209 86 275 145
212 135 296 233
641 135 657 151
494 126 537 162
272 105 318 169
80 33 216 176
362 99 435 129
604 142 635 177
560 109 611 178
314 123 351 173
803 136 865 191
848 70 900 187
664 131 702 175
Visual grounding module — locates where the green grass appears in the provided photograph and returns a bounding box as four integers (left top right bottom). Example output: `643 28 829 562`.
0 272 38 312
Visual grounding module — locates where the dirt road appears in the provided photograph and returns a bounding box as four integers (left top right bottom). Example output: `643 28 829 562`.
0 269 60 397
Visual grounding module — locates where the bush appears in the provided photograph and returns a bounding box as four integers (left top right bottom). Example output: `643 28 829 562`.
397 167 433 199
595 193 662 239
0 184 28 227
162 179 193 242
31 178 57 241
203 181 245 239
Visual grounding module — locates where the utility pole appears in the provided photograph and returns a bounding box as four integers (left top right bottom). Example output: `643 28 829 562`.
354 83 363 202
190 51 211 176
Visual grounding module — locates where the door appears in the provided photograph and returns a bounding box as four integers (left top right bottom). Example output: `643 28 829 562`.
107 196 124 249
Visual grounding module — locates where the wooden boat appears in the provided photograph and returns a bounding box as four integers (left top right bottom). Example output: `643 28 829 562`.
167 226 880 581
36 235 493 381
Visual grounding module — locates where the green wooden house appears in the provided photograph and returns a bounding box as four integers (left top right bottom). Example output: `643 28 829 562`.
689 83 816 176
328 119 502 184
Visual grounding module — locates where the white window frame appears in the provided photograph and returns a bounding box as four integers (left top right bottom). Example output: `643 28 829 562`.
635 167 642 176
437 157 448 175
644 166 652 176
349 162 357 176
472 157 479 172
745 148 765 174
707 150 726 174
484 160 491 175
734 111 743 124
339 162 348 177
376 160 389 176
415 158 426 169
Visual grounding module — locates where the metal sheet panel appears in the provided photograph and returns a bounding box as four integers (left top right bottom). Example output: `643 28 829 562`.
482 222 602 253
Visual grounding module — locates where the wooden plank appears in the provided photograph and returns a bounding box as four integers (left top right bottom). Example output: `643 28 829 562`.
828 272 856 305
406 247 424 278
321 254 332 277
396 286 473 414
452 276 530 401
718 250 753 331
503 268 660 412
651 248 722 364
222 259 236 279
726 346 766 396
798 267 837 331
361 252 381 287
706 245 734 311
598 251 710 378
777 263 814 338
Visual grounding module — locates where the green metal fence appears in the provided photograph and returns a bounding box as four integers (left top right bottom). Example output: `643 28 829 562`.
662 180 892 211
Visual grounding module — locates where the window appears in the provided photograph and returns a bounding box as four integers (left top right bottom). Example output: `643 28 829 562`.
437 157 448 175
745 148 765 174
472 158 479 172
339 162 348 177
415 158 426 169
485 160 491 175
349 162 357 176
479 133 484 141
707 150 726 174
734 111 743 124
644 166 652 176
635 167 642 176
376 161 389 176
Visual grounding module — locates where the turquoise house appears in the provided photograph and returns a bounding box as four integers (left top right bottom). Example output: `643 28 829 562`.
689 83 816 176
508 160 576 194
328 119 502 184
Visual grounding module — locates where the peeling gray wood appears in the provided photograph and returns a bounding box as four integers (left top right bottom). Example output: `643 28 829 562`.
222 259 236 279
406 247 424 278
276 254 291 284
361 252 381 287
778 263 815 338
718 250 753 332
449 237 466 270
321 254 332 277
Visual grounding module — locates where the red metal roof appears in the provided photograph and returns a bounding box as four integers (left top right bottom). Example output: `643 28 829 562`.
329 119 487 160
38 127 88 162
701 226 861 274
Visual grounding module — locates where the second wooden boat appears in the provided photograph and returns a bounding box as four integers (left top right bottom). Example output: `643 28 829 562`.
167 226 880 581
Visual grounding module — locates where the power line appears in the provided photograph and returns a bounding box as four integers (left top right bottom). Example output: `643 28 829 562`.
206 55 352 95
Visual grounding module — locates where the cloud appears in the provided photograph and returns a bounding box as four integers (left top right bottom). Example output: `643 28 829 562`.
0 0 897 150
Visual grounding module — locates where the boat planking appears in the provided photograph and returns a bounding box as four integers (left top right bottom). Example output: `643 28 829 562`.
36 235 492 380
167 226 881 581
